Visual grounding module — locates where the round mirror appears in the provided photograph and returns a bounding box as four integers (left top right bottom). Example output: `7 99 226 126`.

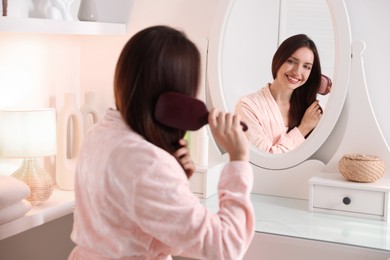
208 0 351 169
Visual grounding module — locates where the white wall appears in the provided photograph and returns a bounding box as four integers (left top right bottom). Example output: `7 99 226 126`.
79 0 221 112
0 33 80 110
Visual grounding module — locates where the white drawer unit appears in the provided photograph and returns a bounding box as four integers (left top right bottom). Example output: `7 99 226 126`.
309 174 390 221
189 162 225 198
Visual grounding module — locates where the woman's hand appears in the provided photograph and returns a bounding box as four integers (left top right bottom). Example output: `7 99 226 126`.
173 139 195 178
298 100 322 137
208 108 249 162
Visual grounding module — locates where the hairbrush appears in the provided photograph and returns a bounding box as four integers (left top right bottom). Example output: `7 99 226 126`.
154 92 248 131
318 74 332 95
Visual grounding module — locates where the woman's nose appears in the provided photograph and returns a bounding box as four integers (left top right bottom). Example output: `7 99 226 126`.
292 65 301 74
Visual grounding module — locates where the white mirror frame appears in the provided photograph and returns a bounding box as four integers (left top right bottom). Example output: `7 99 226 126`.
207 0 351 170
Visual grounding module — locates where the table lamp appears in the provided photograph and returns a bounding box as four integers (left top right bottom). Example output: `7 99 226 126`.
0 108 57 206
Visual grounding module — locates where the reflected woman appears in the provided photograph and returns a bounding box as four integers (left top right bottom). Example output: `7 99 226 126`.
235 34 323 153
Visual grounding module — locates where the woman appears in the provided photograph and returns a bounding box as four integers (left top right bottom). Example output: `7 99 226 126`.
69 26 254 260
235 34 323 154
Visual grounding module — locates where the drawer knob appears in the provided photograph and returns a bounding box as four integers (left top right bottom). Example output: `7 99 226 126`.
342 197 351 205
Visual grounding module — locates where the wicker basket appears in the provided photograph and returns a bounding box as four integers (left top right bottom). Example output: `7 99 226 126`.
338 154 385 183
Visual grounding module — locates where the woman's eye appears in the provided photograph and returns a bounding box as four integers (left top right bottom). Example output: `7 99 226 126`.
286 59 294 64
304 64 312 70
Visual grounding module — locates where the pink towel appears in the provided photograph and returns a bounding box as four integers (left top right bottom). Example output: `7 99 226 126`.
0 199 31 225
0 176 30 209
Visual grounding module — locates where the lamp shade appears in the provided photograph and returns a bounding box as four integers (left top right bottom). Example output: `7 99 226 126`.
0 108 57 158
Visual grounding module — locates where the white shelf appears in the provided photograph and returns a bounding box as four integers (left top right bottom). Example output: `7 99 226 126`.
0 17 126 35
0 187 74 240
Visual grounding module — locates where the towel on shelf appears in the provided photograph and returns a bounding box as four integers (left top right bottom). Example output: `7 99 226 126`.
0 176 30 209
0 199 31 225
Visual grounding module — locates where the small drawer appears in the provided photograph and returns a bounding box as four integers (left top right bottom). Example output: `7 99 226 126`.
309 174 390 221
312 184 385 216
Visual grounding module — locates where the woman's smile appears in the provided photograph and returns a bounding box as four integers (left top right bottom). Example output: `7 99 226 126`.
286 74 301 84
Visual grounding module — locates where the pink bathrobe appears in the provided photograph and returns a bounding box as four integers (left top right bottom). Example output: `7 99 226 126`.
235 84 305 153
69 109 254 260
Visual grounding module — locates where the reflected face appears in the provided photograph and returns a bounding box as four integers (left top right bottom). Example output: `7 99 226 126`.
275 47 314 91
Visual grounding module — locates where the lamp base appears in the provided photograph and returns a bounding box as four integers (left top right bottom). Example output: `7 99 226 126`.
12 158 54 206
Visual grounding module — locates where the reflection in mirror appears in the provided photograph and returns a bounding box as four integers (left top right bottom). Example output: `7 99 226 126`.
235 34 327 154
229 0 335 154
208 0 351 169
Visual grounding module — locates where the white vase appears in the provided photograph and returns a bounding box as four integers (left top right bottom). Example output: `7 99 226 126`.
77 0 98 22
5 0 28 18
45 0 75 21
193 126 209 167
80 91 100 133
56 93 84 190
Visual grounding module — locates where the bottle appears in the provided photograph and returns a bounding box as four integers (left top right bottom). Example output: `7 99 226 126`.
80 92 100 133
77 0 98 22
56 93 84 190
193 126 209 167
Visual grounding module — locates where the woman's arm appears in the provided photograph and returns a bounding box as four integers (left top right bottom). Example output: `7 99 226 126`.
133 158 254 260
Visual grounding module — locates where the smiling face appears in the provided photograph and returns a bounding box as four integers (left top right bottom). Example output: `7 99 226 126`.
275 47 314 91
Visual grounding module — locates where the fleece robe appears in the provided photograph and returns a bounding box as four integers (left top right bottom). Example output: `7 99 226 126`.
69 109 254 260
235 84 305 153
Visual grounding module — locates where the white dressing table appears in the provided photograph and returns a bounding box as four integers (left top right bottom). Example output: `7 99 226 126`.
201 193 390 259
2 188 389 260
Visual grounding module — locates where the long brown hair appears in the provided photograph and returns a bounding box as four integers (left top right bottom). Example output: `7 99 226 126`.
114 26 200 154
272 34 321 134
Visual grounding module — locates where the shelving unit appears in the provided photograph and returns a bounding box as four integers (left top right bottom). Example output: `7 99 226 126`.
0 1 129 243
0 17 127 35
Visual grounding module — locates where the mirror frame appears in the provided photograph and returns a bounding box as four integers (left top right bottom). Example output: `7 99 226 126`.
207 0 351 170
